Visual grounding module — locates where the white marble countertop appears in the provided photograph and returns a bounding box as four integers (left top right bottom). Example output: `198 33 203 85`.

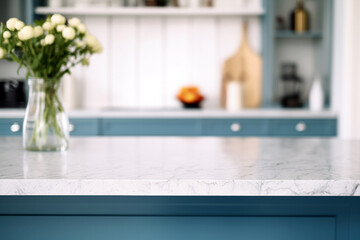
1 137 359 196
0 109 337 119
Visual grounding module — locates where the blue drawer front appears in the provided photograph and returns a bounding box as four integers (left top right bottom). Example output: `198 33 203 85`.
69 118 99 136
202 119 269 136
269 119 337 137
0 216 335 240
0 118 23 136
0 118 99 136
102 118 202 136
0 117 338 137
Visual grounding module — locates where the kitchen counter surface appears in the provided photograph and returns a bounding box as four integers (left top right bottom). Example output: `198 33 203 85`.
0 137 359 196
0 109 337 119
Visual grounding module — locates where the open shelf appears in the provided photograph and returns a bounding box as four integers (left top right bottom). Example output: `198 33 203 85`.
275 31 322 39
262 0 333 108
35 7 265 16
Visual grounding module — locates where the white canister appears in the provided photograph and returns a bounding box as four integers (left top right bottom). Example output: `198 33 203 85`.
309 77 324 111
226 80 243 111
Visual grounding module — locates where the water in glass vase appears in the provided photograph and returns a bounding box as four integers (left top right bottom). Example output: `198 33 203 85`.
23 78 69 151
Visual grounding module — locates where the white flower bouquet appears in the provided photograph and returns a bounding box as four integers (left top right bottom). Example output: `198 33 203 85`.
0 14 102 78
0 14 103 151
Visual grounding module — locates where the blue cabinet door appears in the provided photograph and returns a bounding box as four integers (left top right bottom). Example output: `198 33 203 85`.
2 196 356 240
0 117 338 137
69 118 99 136
0 118 99 136
0 118 23 136
101 118 202 136
269 119 337 137
202 118 269 136
0 215 335 240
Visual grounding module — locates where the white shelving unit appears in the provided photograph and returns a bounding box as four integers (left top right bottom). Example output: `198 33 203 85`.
267 0 333 108
35 7 265 16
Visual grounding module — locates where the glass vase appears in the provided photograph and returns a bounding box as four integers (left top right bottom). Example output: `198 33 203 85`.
23 77 69 151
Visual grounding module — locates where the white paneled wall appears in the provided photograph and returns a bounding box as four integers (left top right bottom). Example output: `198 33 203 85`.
164 17 191 108
71 16 262 109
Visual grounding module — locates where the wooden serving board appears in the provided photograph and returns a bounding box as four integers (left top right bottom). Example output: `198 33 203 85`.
220 22 262 108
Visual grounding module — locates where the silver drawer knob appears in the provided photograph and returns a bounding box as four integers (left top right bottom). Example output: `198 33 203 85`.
10 123 21 133
295 122 307 132
68 123 75 132
230 122 242 132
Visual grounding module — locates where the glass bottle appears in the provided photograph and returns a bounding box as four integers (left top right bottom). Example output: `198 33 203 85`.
290 0 310 33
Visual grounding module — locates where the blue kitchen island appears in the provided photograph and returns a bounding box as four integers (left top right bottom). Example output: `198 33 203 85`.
0 137 359 240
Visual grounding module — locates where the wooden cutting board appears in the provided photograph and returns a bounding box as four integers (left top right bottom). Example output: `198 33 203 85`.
220 22 262 108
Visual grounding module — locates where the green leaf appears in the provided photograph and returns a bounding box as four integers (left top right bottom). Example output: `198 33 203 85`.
17 62 23 75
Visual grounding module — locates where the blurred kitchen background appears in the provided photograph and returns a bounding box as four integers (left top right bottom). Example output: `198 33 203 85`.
1 0 359 138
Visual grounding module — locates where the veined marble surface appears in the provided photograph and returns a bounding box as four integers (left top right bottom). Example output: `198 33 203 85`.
0 137 359 196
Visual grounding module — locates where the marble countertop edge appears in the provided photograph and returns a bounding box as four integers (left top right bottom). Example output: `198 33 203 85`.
1 179 359 196
0 109 338 119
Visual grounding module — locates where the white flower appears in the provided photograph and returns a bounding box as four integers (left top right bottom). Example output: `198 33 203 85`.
50 14 66 25
62 27 76 40
16 41 22 46
34 26 43 37
3 31 11 39
76 23 87 34
68 17 81 27
42 21 54 31
45 34 55 45
81 58 90 66
0 48 6 59
56 25 66 32
3 39 9 44
85 34 103 53
6 18 19 31
40 39 46 46
18 26 34 41
76 41 86 48
15 21 25 30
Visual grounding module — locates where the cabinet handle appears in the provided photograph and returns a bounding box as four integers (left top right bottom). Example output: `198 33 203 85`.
230 122 242 132
68 123 75 132
295 122 307 132
10 123 21 133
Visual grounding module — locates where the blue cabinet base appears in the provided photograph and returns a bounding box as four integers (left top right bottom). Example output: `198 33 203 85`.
0 196 358 240
0 118 337 137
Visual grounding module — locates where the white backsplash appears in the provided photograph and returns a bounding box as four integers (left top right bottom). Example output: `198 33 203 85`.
65 15 262 109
